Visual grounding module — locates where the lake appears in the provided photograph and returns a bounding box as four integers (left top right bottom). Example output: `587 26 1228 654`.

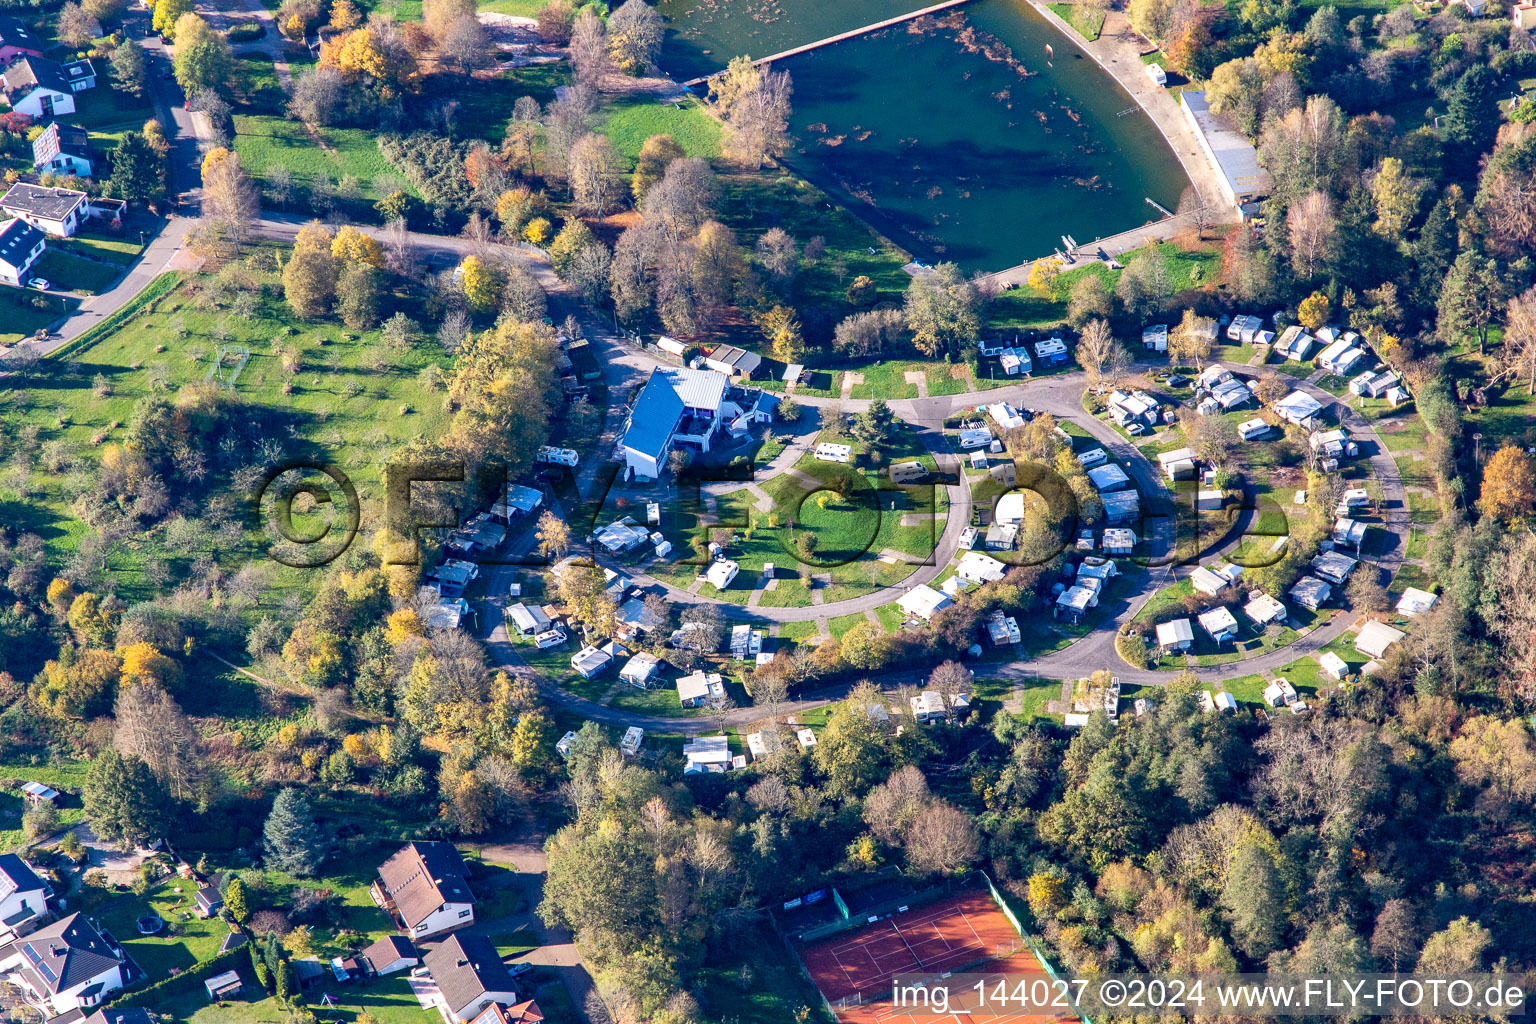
657 0 1192 272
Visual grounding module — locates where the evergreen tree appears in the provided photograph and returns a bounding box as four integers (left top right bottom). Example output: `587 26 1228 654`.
275 957 293 1002
263 788 328 876
1222 840 1287 959
224 875 249 923
249 943 272 991
82 749 172 851
1445 66 1501 164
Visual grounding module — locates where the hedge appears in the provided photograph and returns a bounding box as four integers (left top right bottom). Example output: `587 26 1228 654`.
104 931 251 1009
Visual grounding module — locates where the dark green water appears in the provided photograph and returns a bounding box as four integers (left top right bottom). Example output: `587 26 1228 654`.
658 0 1191 272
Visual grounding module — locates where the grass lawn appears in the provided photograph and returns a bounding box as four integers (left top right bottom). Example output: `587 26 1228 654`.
1048 1 1105 39
0 285 71 346
230 52 287 116
36 249 121 295
68 83 155 131
596 94 721 163
696 919 834 1024
423 63 565 143
0 759 90 850
3 265 453 592
233 115 404 200
98 881 234 981
609 682 708 717
60 228 152 267
166 971 438 1024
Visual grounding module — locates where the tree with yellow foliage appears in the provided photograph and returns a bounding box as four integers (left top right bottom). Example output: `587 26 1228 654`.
384 608 423 646
67 593 118 648
46 578 76 619
283 220 338 317
445 318 561 473
1297 290 1330 330
1027 256 1063 298
118 642 183 692
331 224 386 267
329 0 361 30
320 27 407 89
150 0 192 38
458 255 502 313
1478 446 1536 521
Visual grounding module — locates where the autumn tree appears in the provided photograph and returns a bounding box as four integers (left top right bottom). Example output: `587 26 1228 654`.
171 13 233 95
331 224 386 267
445 318 560 475
709 56 792 169
607 0 663 73
903 262 983 358
1297 291 1330 330
568 133 624 217
1507 287 1536 396
151 0 192 38
568 7 608 88
1075 318 1130 390
200 146 257 248
283 221 338 317
1027 256 1063 297
58 3 102 47
1478 446 1536 521
1168 308 1216 369
536 511 572 559
631 133 684 201
757 305 804 363
1287 190 1335 280
114 680 204 803
459 254 503 312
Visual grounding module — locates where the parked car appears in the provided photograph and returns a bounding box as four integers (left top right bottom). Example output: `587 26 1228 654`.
1166 374 1189 387
26 278 49 291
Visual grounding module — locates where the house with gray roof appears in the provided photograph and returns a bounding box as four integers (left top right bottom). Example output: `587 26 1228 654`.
0 55 94 120
0 913 127 1018
32 122 93 178
424 933 522 1023
0 853 50 939
619 366 731 480
0 183 89 238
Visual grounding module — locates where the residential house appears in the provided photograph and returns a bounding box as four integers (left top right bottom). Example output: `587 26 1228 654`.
1396 587 1439 618
1101 489 1140 524
1142 324 1168 352
1157 447 1198 481
360 935 419 977
619 651 662 688
1206 375 1253 411
682 735 731 775
1155 617 1194 653
1227 314 1265 343
0 183 91 238
1355 620 1405 659
468 1000 545 1024
956 551 1007 585
424 933 522 1023
1317 337 1367 376
911 688 970 723
1274 390 1324 428
896 584 951 623
1350 368 1401 399
701 344 761 380
1310 550 1358 584
490 483 542 523
1054 582 1099 622
0 855 50 939
506 602 552 637
0 18 43 63
1288 575 1332 611
0 218 44 287
1311 428 1357 460
1244 592 1287 627
372 842 476 941
1087 463 1130 492
82 1011 154 1024
17 783 56 808
32 122 93 178
984 521 1018 551
1189 566 1231 597
0 56 95 120
1333 518 1367 549
1198 606 1240 644
618 367 730 480
0 913 127 1018
676 671 724 708
1106 389 1161 430
571 644 612 679
1273 325 1316 361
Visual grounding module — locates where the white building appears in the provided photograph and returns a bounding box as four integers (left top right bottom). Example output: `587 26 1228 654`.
1355 621 1405 659
0 217 44 287
31 122 93 178
1103 527 1137 555
423 934 521 1023
1244 592 1287 627
0 914 125 1018
956 551 1007 585
1273 325 1316 361
1275 390 1325 428
1189 566 1231 597
1157 447 1198 481
896 584 951 623
570 644 612 679
619 651 662 688
1087 463 1131 492
1319 651 1350 680
0 183 90 238
618 367 730 480
682 735 732 775
676 670 725 708
705 559 739 590
1289 575 1332 611
1263 678 1298 708
1310 550 1358 585
813 442 852 463
1396 587 1439 618
0 855 49 939
1181 90 1272 205
620 725 644 756
506 602 551 637
1155 617 1194 652
1198 606 1240 644
0 56 95 120
1238 417 1272 441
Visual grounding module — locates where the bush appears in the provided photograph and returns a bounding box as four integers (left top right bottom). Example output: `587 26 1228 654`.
227 22 264 40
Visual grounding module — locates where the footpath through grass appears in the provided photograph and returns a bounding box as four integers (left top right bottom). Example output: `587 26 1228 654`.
1047 1 1105 40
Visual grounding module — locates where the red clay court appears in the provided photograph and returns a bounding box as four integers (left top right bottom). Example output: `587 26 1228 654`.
797 890 1032 1003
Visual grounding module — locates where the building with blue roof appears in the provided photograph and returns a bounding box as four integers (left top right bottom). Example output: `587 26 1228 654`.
620 367 731 479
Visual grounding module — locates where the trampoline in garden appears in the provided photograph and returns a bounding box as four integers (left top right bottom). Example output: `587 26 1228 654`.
136 914 164 935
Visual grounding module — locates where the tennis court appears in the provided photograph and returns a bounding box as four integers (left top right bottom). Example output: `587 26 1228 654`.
797 890 1027 1003
835 949 1070 1024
